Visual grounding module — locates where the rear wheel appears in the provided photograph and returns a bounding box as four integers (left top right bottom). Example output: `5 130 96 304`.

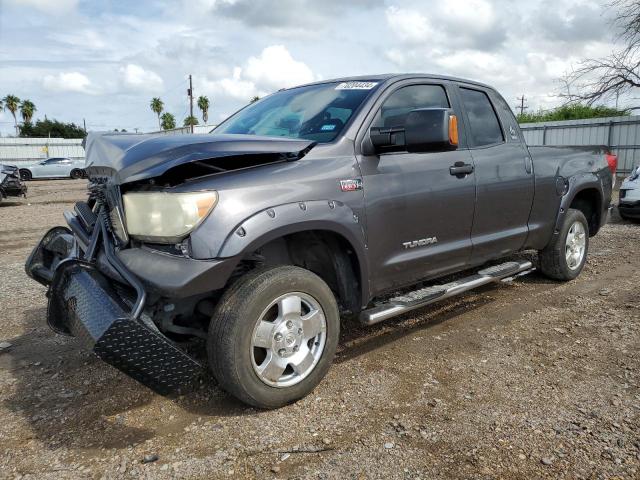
19 169 31 181
70 169 83 179
207 265 340 409
539 208 589 281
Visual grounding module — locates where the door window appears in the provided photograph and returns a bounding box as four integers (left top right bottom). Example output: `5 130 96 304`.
372 84 449 129
459 88 504 147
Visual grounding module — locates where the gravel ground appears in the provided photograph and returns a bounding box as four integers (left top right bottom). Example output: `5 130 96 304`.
0 179 639 479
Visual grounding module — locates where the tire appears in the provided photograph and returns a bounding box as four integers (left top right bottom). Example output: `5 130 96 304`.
70 169 83 179
207 265 340 409
19 169 31 181
539 208 589 281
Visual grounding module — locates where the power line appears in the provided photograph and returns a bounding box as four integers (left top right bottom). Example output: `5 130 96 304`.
516 95 528 115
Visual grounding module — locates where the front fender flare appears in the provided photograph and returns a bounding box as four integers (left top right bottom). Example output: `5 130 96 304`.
217 199 370 306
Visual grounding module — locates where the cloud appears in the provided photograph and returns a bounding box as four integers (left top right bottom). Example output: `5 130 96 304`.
200 0 384 30
209 45 315 100
119 64 164 92
42 72 92 93
7 0 78 14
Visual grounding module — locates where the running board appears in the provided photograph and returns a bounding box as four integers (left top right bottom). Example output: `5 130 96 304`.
360 260 534 325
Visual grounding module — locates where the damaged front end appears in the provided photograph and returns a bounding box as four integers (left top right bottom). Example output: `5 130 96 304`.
25 132 316 395
25 195 204 394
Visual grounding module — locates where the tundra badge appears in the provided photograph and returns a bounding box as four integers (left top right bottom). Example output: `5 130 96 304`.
402 237 438 249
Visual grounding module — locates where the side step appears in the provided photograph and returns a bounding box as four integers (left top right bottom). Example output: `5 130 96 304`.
360 260 534 325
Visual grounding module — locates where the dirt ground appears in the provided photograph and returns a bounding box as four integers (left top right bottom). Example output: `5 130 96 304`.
0 179 638 479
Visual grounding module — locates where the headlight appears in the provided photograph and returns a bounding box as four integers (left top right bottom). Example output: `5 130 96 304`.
123 191 218 242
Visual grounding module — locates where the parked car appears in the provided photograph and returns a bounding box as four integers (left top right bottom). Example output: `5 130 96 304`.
618 165 640 221
19 157 86 180
0 164 27 202
26 74 616 408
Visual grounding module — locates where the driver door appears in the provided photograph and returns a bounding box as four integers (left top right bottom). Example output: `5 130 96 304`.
357 82 476 295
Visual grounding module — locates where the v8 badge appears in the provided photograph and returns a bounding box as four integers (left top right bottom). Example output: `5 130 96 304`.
339 178 363 192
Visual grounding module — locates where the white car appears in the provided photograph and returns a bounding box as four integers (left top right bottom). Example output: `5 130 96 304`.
19 157 86 181
619 166 640 222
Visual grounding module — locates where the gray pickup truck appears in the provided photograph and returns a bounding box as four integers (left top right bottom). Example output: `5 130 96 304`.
26 74 616 408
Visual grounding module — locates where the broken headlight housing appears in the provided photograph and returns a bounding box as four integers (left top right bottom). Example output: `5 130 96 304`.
123 191 218 243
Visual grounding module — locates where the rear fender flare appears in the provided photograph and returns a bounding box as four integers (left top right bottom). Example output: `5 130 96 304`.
552 173 604 238
217 200 370 306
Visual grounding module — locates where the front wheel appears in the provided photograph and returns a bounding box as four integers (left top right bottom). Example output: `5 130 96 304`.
207 265 340 409
19 169 32 181
539 208 589 281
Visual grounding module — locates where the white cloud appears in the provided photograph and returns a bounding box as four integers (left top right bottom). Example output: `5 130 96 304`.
385 7 430 44
42 72 92 94
7 0 78 14
120 64 164 93
210 45 315 101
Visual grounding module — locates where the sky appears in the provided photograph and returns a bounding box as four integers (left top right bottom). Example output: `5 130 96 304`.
0 0 622 136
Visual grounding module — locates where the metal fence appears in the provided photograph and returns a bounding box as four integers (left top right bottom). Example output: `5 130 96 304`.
0 137 85 167
520 116 640 176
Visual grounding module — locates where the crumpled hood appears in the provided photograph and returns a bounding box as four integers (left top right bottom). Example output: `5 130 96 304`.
84 132 315 185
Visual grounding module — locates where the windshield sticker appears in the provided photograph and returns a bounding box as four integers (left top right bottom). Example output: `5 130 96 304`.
321 124 337 131
335 81 378 90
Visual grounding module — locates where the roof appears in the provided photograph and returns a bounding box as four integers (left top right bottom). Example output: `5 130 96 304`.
289 73 494 91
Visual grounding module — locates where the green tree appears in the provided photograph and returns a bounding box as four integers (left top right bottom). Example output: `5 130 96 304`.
183 115 199 127
197 95 210 123
249 95 260 104
517 104 629 123
3 94 20 135
150 97 164 129
19 99 36 124
160 112 176 130
19 119 87 138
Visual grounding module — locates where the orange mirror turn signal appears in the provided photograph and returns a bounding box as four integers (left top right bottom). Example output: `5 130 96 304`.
449 114 459 146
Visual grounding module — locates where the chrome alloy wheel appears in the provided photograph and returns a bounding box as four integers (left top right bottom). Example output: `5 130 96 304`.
251 292 327 388
565 221 586 270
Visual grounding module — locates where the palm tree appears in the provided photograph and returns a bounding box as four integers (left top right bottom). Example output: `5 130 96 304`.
20 99 36 124
160 112 176 130
183 115 199 127
197 96 210 123
3 95 20 135
150 97 164 130
250 96 260 104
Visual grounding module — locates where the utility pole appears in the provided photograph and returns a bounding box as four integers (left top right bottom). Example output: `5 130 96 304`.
516 95 528 116
83 118 87 133
188 74 194 134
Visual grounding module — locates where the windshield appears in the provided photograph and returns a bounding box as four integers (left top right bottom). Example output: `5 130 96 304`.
214 81 379 143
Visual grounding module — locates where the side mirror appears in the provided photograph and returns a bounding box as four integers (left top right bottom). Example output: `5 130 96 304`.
404 108 458 153
365 108 459 155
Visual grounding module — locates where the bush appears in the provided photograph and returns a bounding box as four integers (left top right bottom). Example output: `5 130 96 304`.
517 104 630 123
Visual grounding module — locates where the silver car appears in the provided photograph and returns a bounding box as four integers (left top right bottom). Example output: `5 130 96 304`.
19 157 86 181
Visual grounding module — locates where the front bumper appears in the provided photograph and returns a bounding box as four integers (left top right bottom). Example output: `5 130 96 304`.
619 200 640 219
24 204 218 394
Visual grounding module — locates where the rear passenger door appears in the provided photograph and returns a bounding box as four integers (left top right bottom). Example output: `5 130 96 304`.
456 86 534 262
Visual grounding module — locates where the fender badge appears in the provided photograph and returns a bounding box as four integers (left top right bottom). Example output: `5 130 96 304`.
340 179 363 192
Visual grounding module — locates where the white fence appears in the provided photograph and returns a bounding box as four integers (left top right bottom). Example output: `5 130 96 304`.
520 116 640 175
0 137 85 167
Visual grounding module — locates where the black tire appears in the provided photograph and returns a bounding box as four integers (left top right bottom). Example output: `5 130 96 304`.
539 208 589 281
70 169 83 179
207 265 340 409
19 169 31 181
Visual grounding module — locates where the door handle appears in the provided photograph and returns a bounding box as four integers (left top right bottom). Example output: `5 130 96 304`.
449 162 474 176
